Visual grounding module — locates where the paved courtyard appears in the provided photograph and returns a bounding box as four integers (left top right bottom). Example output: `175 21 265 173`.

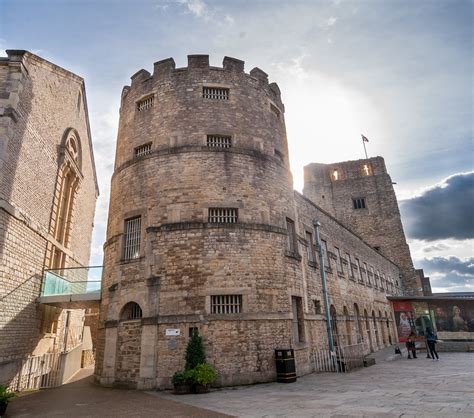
7 352 474 417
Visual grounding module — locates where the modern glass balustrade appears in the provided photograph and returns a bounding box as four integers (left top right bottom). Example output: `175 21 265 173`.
41 266 102 297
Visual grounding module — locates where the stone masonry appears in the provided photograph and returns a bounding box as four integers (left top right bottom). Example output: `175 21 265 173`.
96 55 407 390
0 50 98 385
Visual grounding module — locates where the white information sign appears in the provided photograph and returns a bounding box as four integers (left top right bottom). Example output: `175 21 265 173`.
165 329 180 336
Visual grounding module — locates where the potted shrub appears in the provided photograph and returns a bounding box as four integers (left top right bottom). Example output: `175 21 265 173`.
0 385 16 416
171 370 192 395
189 363 217 394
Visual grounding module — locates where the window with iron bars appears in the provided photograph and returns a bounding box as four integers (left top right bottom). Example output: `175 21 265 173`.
203 87 229 100
123 216 141 260
121 302 143 320
208 208 238 223
353 197 366 209
137 96 154 111
211 295 242 314
207 135 232 148
135 143 152 157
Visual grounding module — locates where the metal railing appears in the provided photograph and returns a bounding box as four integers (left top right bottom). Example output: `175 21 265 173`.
41 266 102 297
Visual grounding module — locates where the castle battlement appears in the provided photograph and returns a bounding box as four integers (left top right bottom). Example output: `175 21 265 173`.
124 54 283 108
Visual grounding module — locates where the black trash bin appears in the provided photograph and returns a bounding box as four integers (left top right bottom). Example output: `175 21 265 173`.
275 349 297 383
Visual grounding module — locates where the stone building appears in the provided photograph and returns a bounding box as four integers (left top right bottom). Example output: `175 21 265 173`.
0 50 98 385
96 54 410 390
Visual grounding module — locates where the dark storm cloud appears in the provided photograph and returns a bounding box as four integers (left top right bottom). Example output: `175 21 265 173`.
417 256 474 291
400 172 474 241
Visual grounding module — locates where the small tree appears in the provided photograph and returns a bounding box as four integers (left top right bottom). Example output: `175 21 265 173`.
185 333 206 370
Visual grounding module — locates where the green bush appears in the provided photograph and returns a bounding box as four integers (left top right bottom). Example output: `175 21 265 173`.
189 363 217 386
0 385 16 403
171 370 193 385
185 334 206 370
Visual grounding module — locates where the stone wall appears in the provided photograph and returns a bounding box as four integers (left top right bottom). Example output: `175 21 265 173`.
303 158 420 295
0 51 98 386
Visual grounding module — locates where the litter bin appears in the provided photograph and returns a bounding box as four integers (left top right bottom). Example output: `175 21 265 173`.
275 349 297 383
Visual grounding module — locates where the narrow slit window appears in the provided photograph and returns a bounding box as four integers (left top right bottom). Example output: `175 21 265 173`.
208 208 238 223
286 218 298 254
211 295 242 314
123 216 141 260
321 239 329 267
203 87 229 100
306 231 315 263
270 103 281 118
207 135 232 148
135 143 152 157
137 96 154 111
352 198 366 209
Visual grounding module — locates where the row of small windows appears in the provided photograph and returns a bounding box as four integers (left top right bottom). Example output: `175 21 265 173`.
285 218 398 294
332 164 372 181
133 138 286 159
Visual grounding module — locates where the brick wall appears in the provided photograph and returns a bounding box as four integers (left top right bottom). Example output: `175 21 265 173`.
0 51 97 385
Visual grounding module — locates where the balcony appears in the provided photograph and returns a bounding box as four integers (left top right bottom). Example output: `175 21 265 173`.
38 266 102 308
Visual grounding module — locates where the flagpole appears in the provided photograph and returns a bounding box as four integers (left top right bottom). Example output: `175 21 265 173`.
361 135 368 159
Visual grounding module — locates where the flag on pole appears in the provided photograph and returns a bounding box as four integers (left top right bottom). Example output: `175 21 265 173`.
361 134 369 142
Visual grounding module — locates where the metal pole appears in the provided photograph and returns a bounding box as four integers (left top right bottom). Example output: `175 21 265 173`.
362 137 368 159
313 220 339 372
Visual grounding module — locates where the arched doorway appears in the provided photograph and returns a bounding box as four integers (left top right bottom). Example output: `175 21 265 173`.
379 310 387 346
354 303 363 344
372 310 380 349
116 302 143 385
364 309 374 353
343 306 352 345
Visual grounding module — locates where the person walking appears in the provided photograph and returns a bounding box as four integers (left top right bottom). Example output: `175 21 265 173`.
406 332 417 359
425 327 439 360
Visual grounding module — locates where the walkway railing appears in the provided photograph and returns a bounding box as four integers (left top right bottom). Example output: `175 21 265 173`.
41 266 102 298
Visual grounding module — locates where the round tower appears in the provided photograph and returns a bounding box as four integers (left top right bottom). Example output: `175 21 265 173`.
97 55 302 389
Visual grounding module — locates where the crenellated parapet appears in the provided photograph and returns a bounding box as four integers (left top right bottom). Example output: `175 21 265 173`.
123 54 283 108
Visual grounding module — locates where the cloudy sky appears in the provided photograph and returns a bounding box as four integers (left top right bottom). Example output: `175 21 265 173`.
1 0 472 292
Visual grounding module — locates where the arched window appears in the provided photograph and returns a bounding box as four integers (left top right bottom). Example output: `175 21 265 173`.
330 305 338 345
372 310 380 348
120 302 143 321
343 306 352 345
46 129 82 269
354 303 363 343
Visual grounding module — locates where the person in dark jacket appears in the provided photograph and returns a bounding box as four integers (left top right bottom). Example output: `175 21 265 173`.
425 327 439 360
406 332 417 359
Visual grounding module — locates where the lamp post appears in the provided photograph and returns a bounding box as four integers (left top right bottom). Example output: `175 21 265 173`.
313 220 339 372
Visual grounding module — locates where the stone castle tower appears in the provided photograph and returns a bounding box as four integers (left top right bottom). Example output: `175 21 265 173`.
98 55 298 388
97 54 404 389
303 157 421 295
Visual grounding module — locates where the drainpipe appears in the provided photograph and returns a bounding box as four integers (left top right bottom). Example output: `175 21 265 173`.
313 220 338 372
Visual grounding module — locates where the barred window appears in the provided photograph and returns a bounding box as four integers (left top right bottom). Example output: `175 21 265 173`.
123 216 141 260
353 197 366 209
211 295 242 314
121 302 142 320
207 135 232 148
135 143 152 157
208 208 238 223
203 87 229 100
137 96 154 111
